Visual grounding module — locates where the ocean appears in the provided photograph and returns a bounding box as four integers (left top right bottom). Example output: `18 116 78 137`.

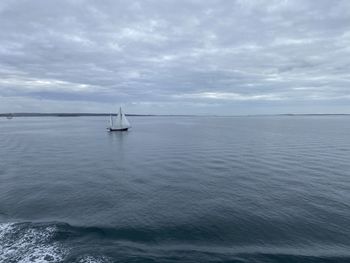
1 116 350 263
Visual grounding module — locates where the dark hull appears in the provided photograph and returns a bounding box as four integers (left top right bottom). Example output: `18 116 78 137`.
109 127 128 131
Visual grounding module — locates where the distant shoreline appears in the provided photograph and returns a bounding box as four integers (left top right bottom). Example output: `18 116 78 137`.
1 113 350 117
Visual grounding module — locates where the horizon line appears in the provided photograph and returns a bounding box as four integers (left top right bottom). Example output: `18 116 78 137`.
1 112 350 117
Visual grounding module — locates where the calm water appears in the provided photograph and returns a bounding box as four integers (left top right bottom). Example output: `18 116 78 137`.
1 116 350 263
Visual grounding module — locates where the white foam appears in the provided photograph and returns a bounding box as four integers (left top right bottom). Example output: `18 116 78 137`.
78 255 113 263
0 223 67 263
0 223 14 240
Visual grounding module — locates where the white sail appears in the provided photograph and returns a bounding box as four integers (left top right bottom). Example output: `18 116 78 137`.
109 107 131 130
121 110 131 128
119 107 131 128
109 115 113 127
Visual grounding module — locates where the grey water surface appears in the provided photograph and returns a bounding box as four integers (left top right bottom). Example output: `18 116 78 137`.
1 116 350 263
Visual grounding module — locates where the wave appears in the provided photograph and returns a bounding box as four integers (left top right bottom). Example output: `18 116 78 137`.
0 222 66 263
1 222 350 263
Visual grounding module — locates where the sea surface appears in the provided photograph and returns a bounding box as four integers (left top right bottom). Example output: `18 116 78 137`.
1 116 350 263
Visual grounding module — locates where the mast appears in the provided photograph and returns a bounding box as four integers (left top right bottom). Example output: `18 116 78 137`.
119 107 123 127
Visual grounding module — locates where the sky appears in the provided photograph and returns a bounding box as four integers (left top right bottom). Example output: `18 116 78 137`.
0 0 350 115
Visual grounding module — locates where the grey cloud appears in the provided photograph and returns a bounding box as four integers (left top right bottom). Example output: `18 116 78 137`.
0 0 350 114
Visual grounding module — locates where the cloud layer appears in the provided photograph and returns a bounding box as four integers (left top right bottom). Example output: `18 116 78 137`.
1 0 350 114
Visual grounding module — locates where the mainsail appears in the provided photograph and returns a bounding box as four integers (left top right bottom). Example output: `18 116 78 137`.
109 115 113 127
120 108 130 128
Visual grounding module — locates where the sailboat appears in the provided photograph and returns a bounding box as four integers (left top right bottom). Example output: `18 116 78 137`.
108 107 131 131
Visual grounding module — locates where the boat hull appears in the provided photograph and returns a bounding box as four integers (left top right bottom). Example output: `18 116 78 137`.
109 127 128 132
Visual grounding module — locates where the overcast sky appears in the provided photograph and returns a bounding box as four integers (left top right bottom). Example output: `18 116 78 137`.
0 0 350 114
